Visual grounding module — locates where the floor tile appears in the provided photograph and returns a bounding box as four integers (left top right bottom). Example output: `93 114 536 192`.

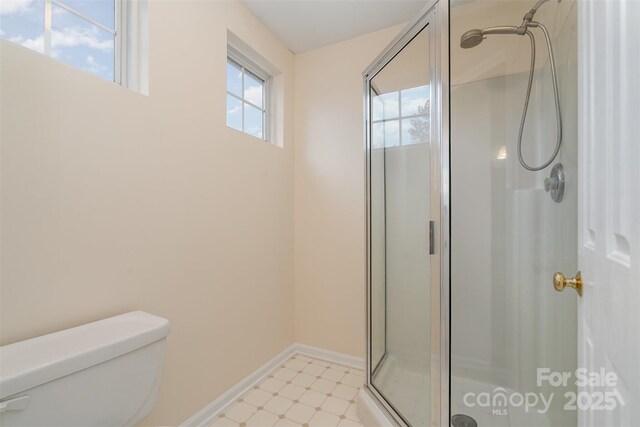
303 363 326 377
225 402 257 423
273 367 298 382
264 396 294 415
308 410 340 427
208 416 239 427
338 418 362 427
321 396 350 415
212 354 364 427
341 373 364 388
311 359 331 367
345 403 359 421
322 368 346 382
285 359 308 372
285 403 316 423
330 364 350 373
278 383 306 400
274 417 300 427
291 372 316 387
332 384 358 400
298 389 327 407
246 409 279 427
260 377 287 393
311 378 336 394
243 388 273 407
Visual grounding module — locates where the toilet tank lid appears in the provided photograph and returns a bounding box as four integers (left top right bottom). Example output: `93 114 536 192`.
0 311 170 400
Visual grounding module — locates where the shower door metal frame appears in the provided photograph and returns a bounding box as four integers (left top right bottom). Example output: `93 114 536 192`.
363 0 450 425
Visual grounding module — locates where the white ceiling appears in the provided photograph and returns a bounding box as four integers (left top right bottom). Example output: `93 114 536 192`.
242 0 428 54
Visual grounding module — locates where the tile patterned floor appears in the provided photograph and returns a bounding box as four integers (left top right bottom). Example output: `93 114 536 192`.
208 354 364 427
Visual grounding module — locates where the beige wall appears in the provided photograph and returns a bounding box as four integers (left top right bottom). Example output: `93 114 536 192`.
0 1 295 425
293 25 402 358
0 0 406 421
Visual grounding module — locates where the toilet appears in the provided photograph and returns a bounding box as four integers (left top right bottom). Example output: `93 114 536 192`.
0 311 170 427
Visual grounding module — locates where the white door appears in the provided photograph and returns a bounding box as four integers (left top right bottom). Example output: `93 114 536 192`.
578 0 640 425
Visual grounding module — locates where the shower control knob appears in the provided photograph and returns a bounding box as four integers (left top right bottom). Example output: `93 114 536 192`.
545 163 565 203
553 271 583 297
544 176 559 191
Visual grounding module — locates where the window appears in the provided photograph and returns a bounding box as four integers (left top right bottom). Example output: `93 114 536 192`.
226 54 269 141
1 0 147 90
371 85 430 148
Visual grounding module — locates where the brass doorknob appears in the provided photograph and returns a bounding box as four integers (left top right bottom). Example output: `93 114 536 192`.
553 271 583 297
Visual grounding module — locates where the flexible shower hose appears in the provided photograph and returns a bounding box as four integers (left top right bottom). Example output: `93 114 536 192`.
518 22 563 171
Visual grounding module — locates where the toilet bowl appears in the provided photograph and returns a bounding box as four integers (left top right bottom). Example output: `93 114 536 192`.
0 311 170 427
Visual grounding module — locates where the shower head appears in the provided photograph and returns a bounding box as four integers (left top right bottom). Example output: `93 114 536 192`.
460 29 484 48
459 26 520 48
460 0 561 48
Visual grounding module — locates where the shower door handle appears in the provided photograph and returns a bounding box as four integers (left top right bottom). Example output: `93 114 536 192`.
553 271 583 296
428 220 436 254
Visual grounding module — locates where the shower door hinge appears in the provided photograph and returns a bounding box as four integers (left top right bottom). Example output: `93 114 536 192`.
428 220 437 255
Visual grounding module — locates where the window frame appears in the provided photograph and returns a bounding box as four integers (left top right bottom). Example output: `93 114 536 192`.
226 48 271 142
43 0 126 84
371 85 430 148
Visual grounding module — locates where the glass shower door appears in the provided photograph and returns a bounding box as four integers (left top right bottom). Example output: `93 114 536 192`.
449 0 578 426
365 7 440 426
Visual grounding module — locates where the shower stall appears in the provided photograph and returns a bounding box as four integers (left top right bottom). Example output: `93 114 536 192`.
361 0 578 425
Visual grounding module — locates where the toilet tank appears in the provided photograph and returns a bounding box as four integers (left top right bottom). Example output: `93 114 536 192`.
0 311 170 427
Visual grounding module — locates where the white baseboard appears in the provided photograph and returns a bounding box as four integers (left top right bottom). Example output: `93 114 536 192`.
294 343 364 371
179 343 365 427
